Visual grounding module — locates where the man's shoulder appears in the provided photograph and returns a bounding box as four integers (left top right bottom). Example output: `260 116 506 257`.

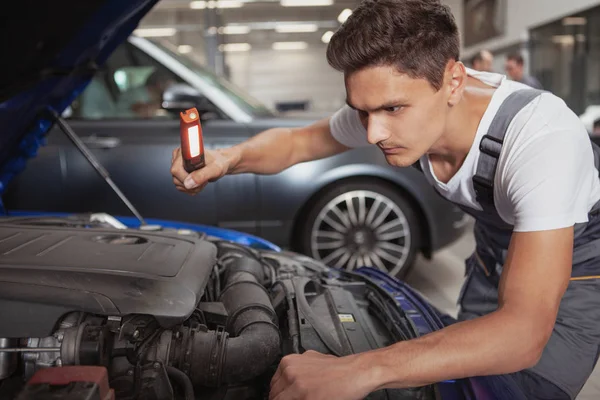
501 85 572 134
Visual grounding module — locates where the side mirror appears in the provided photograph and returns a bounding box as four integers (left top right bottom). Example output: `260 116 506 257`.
162 83 219 120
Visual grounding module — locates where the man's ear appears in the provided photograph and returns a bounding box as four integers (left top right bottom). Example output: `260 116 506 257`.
446 61 467 107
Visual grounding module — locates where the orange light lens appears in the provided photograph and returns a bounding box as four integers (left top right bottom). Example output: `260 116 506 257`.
187 125 200 157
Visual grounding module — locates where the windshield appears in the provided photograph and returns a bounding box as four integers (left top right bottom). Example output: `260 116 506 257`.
151 39 274 118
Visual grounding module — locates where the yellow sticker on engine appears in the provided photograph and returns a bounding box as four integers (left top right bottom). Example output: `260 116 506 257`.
338 314 355 323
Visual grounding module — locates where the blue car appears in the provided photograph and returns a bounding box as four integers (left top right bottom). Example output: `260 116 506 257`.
0 0 526 399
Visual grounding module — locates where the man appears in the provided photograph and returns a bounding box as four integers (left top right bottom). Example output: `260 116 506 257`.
470 49 494 72
116 69 174 118
170 0 600 399
505 52 544 89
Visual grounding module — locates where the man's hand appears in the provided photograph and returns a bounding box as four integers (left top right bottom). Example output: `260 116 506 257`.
171 147 238 195
269 351 378 400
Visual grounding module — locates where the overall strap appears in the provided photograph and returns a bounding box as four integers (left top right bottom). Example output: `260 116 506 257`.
473 89 545 213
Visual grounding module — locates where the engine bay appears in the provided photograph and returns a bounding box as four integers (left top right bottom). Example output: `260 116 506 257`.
0 215 438 399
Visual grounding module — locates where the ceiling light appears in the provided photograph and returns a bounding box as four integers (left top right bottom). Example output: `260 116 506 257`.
178 45 193 54
338 8 352 23
215 0 243 8
562 17 587 26
552 35 575 45
280 0 333 6
190 1 206 9
321 31 334 43
275 23 318 33
133 27 177 37
219 43 252 52
272 41 308 51
219 25 251 35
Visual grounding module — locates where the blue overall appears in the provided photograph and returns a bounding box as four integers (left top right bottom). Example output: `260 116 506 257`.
446 89 600 399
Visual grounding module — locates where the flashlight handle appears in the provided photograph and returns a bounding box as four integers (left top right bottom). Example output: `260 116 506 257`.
184 155 206 174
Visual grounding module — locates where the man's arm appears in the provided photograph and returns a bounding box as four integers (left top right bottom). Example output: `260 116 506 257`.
171 117 349 194
269 227 573 399
230 117 349 175
368 227 572 389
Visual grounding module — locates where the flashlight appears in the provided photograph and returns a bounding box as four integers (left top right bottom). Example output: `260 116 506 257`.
180 107 205 173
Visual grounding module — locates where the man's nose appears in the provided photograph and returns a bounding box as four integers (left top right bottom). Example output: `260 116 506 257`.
366 118 388 145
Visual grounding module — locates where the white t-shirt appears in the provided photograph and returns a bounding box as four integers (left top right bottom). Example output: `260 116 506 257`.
329 68 600 232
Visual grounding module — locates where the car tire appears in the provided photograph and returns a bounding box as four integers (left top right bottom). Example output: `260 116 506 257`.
297 179 421 279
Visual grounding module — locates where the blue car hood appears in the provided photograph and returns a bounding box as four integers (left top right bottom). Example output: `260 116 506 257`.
0 0 159 211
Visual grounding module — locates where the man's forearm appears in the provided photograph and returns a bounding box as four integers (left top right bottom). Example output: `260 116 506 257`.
226 127 297 175
221 118 348 176
362 308 547 391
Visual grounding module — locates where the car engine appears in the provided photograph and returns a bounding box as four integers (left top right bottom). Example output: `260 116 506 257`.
0 215 438 400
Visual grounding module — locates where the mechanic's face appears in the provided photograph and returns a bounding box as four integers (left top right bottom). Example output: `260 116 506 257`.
505 60 523 81
345 65 454 167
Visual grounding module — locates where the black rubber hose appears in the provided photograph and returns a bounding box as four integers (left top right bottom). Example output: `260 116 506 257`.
166 366 195 400
181 269 281 387
223 256 266 285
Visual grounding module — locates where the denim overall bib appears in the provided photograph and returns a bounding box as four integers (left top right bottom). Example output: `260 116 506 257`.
445 89 600 399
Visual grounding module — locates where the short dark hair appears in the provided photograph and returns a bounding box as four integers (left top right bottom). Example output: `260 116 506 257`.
326 0 460 91
506 52 524 65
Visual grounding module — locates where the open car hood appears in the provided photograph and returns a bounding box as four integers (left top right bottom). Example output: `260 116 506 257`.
0 0 159 210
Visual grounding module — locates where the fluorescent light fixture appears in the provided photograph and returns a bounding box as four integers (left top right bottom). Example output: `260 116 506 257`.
219 43 252 52
219 25 251 35
219 0 244 8
190 1 206 9
133 27 176 37
272 41 308 51
562 17 587 26
209 0 243 8
281 0 333 6
338 8 352 23
275 23 318 33
321 31 334 43
178 45 193 54
552 34 575 45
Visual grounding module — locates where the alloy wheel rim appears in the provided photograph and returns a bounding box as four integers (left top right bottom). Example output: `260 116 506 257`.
310 190 411 276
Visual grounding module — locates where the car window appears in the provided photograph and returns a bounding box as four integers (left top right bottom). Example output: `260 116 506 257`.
69 43 185 120
150 39 274 118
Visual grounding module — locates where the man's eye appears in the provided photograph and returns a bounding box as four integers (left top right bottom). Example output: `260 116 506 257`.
385 106 401 113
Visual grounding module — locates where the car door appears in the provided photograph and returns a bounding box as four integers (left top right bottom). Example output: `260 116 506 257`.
6 41 256 229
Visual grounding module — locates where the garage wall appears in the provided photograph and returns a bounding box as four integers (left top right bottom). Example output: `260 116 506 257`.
459 0 600 58
226 46 346 114
443 0 465 48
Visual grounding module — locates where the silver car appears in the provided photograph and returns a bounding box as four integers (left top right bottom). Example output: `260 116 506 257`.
5 36 468 278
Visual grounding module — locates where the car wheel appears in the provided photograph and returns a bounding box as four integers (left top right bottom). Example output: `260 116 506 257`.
298 180 421 279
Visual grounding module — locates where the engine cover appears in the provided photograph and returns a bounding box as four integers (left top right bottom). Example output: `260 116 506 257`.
0 222 217 337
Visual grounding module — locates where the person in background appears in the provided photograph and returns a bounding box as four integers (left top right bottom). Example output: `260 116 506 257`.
594 119 600 136
505 52 543 89
471 49 494 72
116 69 175 118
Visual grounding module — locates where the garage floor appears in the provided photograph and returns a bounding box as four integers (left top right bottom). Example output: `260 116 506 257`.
405 220 600 399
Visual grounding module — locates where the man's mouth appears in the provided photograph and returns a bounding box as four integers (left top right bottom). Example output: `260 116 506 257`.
380 146 405 155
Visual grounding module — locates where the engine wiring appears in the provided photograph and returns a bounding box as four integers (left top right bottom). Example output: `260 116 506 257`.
271 280 300 354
